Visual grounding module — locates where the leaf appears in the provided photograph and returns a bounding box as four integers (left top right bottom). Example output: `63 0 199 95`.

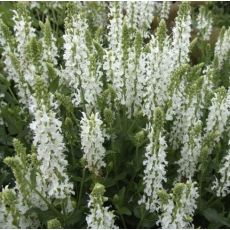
142 213 158 228
202 208 230 228
119 207 132 216
113 187 126 208
104 172 127 187
65 208 83 227
25 207 56 224
133 206 141 218
1 107 23 135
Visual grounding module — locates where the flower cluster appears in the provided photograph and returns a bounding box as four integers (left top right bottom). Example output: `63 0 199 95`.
139 108 168 212
215 27 230 68
63 11 103 113
86 183 118 229
160 1 171 20
177 121 203 180
212 139 230 197
205 87 230 143
124 1 159 37
29 79 74 200
0 1 230 229
80 112 107 175
197 6 213 41
172 2 191 66
158 182 199 229
1 140 45 228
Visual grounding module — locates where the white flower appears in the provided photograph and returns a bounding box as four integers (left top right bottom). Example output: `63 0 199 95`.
29 93 74 200
139 124 167 212
177 121 203 180
142 34 176 120
212 140 230 197
0 184 42 229
124 1 157 37
205 88 230 142
103 2 124 105
42 28 57 65
63 14 102 112
197 6 213 41
86 183 118 229
214 28 230 68
80 112 107 175
166 79 187 148
160 1 171 20
158 182 199 229
172 2 191 66
0 17 31 108
13 10 35 68
123 38 145 118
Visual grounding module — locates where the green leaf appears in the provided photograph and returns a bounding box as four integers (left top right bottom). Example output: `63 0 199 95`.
202 208 230 228
119 207 132 216
25 207 56 225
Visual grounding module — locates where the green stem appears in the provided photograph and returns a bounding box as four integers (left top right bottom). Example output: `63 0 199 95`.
131 146 139 183
135 146 139 167
137 208 146 229
208 197 224 208
119 212 127 229
127 119 136 133
77 168 86 209
34 187 64 221
206 195 216 207
25 178 64 221
111 134 117 175
8 87 18 104
70 145 76 167
198 172 203 206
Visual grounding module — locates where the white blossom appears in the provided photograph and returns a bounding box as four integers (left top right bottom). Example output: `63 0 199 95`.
13 9 35 74
80 112 107 175
124 1 157 37
205 88 230 142
86 183 118 229
139 124 167 212
103 2 124 105
172 2 191 66
212 140 230 197
197 6 213 41
29 93 74 200
158 182 199 229
63 14 102 112
142 32 177 120
160 1 171 20
0 17 30 108
177 121 203 180
214 28 230 68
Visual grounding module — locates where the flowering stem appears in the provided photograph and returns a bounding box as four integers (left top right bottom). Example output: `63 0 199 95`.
34 187 64 222
8 87 18 104
23 177 64 222
70 146 76 168
77 168 86 209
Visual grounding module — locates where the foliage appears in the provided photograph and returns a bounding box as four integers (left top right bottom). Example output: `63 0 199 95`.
0 1 230 229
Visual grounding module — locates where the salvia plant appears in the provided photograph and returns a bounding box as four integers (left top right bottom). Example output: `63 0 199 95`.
0 1 230 229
